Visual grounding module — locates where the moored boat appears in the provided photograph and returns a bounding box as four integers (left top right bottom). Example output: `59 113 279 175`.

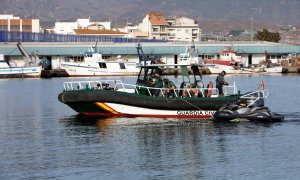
208 64 251 74
203 48 251 74
178 44 202 65
0 64 42 78
60 44 140 76
264 66 283 73
0 43 42 78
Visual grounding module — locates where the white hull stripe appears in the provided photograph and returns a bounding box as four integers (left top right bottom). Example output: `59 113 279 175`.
103 102 216 117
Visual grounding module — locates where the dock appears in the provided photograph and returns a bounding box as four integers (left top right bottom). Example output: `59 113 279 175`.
41 69 69 78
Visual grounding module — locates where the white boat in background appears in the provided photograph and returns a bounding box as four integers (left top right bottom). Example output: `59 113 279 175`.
263 65 283 73
178 44 202 65
60 45 140 76
242 65 283 74
0 59 42 78
207 64 251 74
0 43 42 78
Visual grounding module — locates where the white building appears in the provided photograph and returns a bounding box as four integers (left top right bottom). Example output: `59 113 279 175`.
120 12 201 42
0 14 40 33
140 12 168 40
53 18 111 34
166 17 201 42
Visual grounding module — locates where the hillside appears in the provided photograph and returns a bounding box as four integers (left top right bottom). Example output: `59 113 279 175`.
1 0 299 31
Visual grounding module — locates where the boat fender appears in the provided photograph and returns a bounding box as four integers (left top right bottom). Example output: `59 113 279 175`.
207 81 213 97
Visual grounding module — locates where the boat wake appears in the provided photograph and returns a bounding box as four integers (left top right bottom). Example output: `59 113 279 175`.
279 112 300 122
60 114 213 127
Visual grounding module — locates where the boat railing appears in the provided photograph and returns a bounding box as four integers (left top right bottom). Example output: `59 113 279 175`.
63 80 239 98
63 80 125 91
120 83 221 98
240 89 269 107
222 81 238 96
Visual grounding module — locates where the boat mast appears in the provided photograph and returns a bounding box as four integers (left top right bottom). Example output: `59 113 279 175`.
93 41 98 53
136 43 146 65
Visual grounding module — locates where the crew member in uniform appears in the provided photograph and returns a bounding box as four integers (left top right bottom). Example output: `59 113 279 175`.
216 70 228 96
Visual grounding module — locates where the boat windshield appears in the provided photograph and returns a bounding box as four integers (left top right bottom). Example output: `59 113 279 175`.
136 64 203 88
136 67 156 86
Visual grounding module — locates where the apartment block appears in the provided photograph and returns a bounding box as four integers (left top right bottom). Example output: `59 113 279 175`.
0 14 40 33
120 12 201 42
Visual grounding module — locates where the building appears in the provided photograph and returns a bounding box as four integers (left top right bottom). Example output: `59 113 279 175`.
140 12 168 40
166 17 201 42
0 14 40 33
120 12 201 42
53 18 111 35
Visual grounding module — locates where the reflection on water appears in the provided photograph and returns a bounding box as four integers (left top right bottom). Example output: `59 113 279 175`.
56 114 297 179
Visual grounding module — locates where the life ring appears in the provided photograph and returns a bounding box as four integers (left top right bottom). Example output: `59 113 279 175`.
207 81 213 97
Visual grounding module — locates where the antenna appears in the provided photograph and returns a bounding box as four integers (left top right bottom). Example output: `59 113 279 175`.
94 41 98 53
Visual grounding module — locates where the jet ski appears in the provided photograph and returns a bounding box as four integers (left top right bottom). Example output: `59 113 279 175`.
214 103 284 122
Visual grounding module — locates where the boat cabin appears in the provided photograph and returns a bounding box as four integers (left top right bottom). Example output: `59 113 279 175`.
218 49 242 62
135 64 203 95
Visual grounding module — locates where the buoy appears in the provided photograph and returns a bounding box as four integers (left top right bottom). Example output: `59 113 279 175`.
260 80 265 90
207 81 213 97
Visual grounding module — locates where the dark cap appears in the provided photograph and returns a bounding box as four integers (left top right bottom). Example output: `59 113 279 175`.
154 68 162 75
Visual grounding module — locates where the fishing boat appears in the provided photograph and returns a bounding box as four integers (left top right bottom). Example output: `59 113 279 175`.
203 48 248 74
60 43 140 76
0 43 41 78
203 49 242 66
58 45 268 119
0 59 41 78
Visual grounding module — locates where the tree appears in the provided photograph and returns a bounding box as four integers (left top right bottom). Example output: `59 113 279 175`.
254 29 281 43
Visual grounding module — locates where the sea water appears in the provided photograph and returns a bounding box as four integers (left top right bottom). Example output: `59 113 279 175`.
0 74 300 179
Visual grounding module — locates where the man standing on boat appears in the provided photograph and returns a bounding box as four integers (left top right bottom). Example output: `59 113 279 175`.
216 71 228 96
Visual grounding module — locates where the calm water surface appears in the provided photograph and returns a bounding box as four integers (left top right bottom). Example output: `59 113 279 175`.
0 74 300 179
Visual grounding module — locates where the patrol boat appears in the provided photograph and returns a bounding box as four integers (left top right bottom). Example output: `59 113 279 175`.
58 65 241 118
58 45 267 119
